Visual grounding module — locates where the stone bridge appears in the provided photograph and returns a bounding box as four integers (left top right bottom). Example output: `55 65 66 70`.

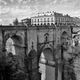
0 25 71 80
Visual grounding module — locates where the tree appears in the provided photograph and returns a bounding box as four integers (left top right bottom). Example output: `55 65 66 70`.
0 50 6 80
13 18 19 26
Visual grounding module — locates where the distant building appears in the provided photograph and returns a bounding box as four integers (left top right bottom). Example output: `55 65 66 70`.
21 18 31 26
13 18 31 26
13 18 19 26
31 11 74 26
55 13 74 26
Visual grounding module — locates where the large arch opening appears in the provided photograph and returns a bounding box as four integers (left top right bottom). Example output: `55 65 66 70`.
5 34 23 55
6 38 16 55
5 34 25 68
61 31 68 42
39 48 55 80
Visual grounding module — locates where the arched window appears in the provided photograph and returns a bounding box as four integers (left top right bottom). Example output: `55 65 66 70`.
44 23 46 26
51 23 53 25
47 23 50 25
41 23 42 26
35 24 36 26
44 33 49 42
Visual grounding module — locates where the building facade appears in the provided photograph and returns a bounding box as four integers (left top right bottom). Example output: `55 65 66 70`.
31 11 74 26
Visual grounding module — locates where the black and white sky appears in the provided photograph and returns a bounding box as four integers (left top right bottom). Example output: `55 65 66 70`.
0 0 80 25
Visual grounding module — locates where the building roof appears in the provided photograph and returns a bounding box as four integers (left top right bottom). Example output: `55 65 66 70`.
31 12 72 19
21 18 31 21
31 14 54 18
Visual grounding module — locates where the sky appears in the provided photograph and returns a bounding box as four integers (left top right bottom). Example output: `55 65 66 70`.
0 0 80 25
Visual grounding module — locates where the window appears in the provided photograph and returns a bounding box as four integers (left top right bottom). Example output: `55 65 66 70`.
41 18 42 22
51 18 53 22
51 23 53 25
31 19 33 23
47 18 49 22
38 19 39 22
47 23 50 25
44 23 46 26
41 23 42 25
44 33 49 42
35 19 36 22
44 18 46 22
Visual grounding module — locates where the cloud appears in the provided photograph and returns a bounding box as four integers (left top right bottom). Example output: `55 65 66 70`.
0 7 10 15
0 19 2 23
10 0 13 2
0 18 14 25
0 0 80 25
18 0 23 3
0 0 7 5
0 5 34 25
9 6 33 18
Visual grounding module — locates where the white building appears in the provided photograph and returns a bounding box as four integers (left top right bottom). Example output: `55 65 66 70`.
31 11 74 26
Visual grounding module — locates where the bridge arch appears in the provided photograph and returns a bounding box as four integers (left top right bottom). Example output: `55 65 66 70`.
37 42 57 80
3 32 25 69
5 33 23 53
39 47 56 80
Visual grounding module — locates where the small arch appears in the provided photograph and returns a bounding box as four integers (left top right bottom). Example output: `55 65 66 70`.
28 49 37 72
28 49 37 58
61 31 68 40
62 31 68 36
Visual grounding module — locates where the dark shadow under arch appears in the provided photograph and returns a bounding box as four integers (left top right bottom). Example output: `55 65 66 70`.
61 31 69 42
62 31 67 36
38 46 56 62
11 35 23 44
42 48 54 61
4 34 23 45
